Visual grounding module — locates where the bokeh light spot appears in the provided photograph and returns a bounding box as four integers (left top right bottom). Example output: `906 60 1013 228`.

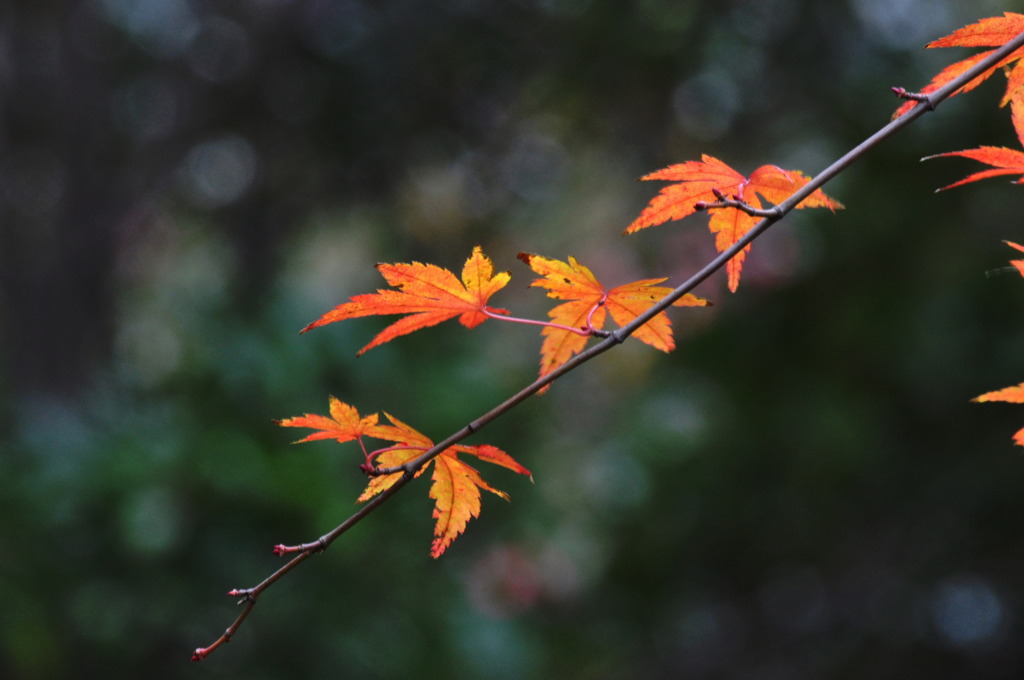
930 576 1005 648
178 135 258 209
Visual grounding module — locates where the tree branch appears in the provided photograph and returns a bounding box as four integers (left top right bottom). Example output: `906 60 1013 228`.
193 26 1024 661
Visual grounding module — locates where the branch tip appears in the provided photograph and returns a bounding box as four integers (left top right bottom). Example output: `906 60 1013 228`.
695 194 778 218
892 86 934 109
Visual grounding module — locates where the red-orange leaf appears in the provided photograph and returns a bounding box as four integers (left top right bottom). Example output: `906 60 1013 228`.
893 12 1024 119
974 383 1024 404
517 252 709 386
926 89 1024 190
356 412 531 558
1005 241 1024 277
275 396 389 443
624 155 746 232
301 246 511 354
973 382 1024 446
626 159 841 291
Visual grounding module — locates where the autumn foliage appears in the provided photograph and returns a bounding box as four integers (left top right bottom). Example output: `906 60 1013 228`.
925 90 1024 189
1006 240 1024 277
624 156 842 291
893 12 1024 119
300 245 511 355
277 397 531 557
974 382 1024 446
194 11 1024 663
971 242 1024 447
516 252 709 386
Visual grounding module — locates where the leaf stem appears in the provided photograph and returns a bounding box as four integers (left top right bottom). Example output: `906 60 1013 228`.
584 294 608 336
483 307 592 336
364 445 430 476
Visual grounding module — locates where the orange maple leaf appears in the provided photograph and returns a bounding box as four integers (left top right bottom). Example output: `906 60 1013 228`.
301 246 511 354
970 243 1024 446
893 12 1024 119
1005 241 1024 277
973 382 1024 446
357 412 532 558
625 156 841 291
275 395 390 443
925 89 1024 190
517 252 709 386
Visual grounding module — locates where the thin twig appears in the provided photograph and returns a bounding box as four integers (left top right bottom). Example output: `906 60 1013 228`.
193 26 1024 661
192 470 415 660
694 195 781 217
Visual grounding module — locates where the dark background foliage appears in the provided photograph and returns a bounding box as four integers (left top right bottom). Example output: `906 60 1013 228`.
4 1 1024 677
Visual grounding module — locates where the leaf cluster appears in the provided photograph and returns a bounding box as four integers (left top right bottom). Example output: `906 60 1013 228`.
286 158 841 557
278 397 531 558
194 10 1024 663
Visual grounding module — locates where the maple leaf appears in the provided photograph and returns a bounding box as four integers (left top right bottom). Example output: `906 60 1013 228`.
625 156 842 291
275 395 390 443
301 246 511 354
974 384 1024 404
357 412 531 558
893 12 1024 119
517 252 709 385
1005 241 1024 277
973 382 1024 446
925 89 1024 190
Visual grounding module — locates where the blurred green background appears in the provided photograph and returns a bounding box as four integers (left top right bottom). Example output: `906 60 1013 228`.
5 1 1024 677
